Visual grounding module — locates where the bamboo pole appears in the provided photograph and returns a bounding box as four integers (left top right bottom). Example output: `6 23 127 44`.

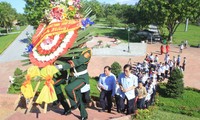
44 102 48 113
26 81 41 112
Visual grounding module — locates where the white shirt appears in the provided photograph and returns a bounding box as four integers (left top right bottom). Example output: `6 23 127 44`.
161 66 165 73
154 57 159 62
145 84 153 101
169 61 174 67
165 64 170 71
158 67 162 75
118 73 138 100
180 44 184 49
166 57 170 63
173 57 177 63
142 74 149 84
115 84 122 96
149 55 154 61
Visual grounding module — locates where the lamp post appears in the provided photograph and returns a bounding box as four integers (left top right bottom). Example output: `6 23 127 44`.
127 27 130 53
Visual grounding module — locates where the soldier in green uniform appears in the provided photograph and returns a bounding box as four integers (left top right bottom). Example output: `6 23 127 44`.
53 70 71 115
56 44 91 120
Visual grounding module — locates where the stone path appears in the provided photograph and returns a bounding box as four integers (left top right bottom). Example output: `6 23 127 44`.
87 36 146 56
0 25 34 63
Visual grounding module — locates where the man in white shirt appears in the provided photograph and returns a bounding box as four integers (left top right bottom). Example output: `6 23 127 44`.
118 64 138 115
161 63 166 80
169 60 174 75
98 66 116 113
180 44 184 53
165 63 170 78
177 55 181 66
154 55 159 63
173 56 177 67
157 66 162 81
149 53 154 61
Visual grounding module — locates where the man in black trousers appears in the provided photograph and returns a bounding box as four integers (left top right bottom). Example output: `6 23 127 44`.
53 70 71 115
98 66 116 113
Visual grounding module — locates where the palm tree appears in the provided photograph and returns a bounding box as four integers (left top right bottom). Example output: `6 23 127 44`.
0 2 17 33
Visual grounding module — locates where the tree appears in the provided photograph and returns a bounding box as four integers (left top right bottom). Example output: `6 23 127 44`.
24 0 50 28
136 0 200 41
106 15 119 27
0 2 17 33
111 62 122 78
81 0 104 18
165 68 184 98
17 13 28 26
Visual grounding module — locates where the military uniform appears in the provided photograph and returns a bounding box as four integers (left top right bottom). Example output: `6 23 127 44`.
58 48 91 119
53 70 71 115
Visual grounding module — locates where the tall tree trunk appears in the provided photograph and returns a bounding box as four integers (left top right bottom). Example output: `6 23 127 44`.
168 32 173 43
6 27 8 33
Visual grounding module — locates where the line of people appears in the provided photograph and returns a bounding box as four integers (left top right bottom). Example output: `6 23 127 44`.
97 52 187 115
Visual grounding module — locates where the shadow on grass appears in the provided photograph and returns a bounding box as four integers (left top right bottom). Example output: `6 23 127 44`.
157 84 168 98
112 29 128 41
190 45 200 48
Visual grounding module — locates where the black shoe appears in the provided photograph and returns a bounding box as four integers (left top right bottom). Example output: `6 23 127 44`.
71 105 77 110
62 110 71 115
107 110 111 113
98 109 105 112
119 109 125 114
80 116 88 120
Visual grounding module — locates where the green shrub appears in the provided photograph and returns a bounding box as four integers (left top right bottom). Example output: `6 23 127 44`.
133 106 158 120
165 68 184 98
111 62 122 77
8 68 26 94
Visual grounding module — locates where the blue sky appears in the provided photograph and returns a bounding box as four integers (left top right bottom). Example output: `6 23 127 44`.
0 0 139 14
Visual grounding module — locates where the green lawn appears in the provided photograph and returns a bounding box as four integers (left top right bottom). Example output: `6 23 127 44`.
143 109 200 120
173 24 200 46
163 24 200 46
0 26 27 54
90 27 129 41
157 84 200 118
93 22 200 46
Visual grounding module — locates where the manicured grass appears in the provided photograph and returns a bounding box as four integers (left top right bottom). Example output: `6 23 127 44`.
173 24 200 46
90 27 129 41
157 84 200 118
94 21 200 46
144 109 200 120
163 24 200 46
0 26 27 54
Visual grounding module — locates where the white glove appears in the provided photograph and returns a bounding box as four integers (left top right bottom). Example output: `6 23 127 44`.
55 65 63 70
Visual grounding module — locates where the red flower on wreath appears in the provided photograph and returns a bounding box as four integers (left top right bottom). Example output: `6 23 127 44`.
50 7 63 20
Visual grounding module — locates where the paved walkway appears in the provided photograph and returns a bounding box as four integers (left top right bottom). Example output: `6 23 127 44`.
88 37 146 56
0 25 34 63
